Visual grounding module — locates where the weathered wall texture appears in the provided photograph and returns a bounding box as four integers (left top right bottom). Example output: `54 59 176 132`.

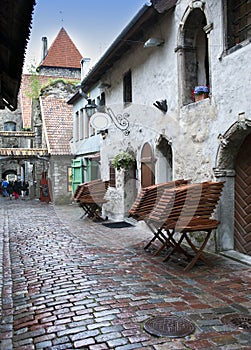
72 0 250 254
49 155 72 205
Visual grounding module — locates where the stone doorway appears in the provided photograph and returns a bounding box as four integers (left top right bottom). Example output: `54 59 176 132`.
215 119 251 258
235 133 251 255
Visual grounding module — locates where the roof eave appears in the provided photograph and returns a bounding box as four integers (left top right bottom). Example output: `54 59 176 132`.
0 0 36 110
80 4 159 92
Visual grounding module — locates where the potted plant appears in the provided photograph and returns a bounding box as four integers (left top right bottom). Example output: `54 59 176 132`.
111 152 135 171
193 85 209 102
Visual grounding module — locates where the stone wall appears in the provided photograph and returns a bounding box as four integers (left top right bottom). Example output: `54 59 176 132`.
48 155 72 205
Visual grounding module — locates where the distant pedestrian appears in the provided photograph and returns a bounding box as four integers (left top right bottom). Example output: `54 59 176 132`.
25 181 29 197
7 181 14 199
17 180 22 195
20 181 27 199
13 180 20 199
1 179 9 197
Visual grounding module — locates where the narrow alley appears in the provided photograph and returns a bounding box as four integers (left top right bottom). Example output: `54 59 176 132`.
0 198 250 350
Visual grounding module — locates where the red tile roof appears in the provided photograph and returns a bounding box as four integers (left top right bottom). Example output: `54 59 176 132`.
19 27 82 155
41 96 73 155
39 27 82 69
20 74 79 128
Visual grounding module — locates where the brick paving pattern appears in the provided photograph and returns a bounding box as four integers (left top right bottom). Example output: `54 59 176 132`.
0 198 250 349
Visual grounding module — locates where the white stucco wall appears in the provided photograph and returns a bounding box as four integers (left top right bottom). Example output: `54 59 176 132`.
72 0 251 253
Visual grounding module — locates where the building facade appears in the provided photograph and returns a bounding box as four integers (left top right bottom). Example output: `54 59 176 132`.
70 0 251 261
1 27 83 204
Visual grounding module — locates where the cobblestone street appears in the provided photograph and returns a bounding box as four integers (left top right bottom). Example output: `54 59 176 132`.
0 198 251 350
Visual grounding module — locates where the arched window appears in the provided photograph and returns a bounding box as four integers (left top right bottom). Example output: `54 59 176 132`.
156 137 173 183
178 6 210 105
4 121 16 131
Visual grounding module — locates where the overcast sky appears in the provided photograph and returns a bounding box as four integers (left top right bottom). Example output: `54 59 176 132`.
24 0 149 72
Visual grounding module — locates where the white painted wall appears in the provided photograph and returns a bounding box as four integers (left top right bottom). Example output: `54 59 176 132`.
72 0 251 252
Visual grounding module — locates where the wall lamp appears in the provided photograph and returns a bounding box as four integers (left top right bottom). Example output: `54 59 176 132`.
84 98 97 117
153 99 168 113
144 37 165 48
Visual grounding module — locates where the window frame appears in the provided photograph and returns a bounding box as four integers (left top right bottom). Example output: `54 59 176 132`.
225 0 251 51
4 121 16 131
123 70 132 105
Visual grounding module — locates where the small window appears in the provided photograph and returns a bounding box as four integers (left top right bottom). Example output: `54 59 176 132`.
88 118 95 137
75 111 79 141
79 109 83 140
100 92 106 106
109 163 116 187
226 0 251 49
123 70 132 104
4 122 16 131
97 93 106 112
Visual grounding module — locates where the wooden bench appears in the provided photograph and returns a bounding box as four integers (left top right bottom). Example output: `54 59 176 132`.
128 179 191 247
128 179 190 220
73 179 109 221
146 181 225 271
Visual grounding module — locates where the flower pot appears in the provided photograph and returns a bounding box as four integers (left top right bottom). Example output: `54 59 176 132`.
193 86 209 102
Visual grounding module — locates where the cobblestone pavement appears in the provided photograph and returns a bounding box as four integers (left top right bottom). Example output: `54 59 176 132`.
0 198 251 350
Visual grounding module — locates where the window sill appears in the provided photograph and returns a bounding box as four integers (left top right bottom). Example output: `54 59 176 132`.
226 38 251 56
182 97 211 111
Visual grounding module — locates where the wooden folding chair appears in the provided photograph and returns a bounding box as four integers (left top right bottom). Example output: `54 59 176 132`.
128 179 190 248
145 183 195 256
155 181 225 271
73 179 109 221
128 179 189 221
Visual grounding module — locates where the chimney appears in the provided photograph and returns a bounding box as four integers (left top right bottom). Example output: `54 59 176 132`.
81 58 91 80
41 37 48 61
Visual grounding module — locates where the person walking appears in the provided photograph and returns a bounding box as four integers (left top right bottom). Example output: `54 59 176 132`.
20 181 26 200
7 181 14 200
25 181 29 197
13 180 20 199
1 178 9 197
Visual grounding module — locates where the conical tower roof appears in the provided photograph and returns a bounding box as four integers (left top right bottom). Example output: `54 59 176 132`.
39 27 82 69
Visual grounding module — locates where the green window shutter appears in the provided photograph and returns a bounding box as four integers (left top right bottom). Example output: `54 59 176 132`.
72 159 83 194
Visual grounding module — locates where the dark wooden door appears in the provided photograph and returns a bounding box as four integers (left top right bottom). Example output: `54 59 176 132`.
40 172 51 203
235 134 251 255
141 143 155 188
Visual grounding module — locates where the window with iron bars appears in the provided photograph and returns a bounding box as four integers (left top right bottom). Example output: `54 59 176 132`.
226 0 251 49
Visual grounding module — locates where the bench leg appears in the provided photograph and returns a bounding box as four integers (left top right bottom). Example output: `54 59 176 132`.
144 228 165 250
183 230 212 271
161 230 193 260
163 232 187 262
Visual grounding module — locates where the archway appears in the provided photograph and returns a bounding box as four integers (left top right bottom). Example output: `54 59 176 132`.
177 1 212 105
2 169 17 180
214 119 251 256
156 136 173 183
